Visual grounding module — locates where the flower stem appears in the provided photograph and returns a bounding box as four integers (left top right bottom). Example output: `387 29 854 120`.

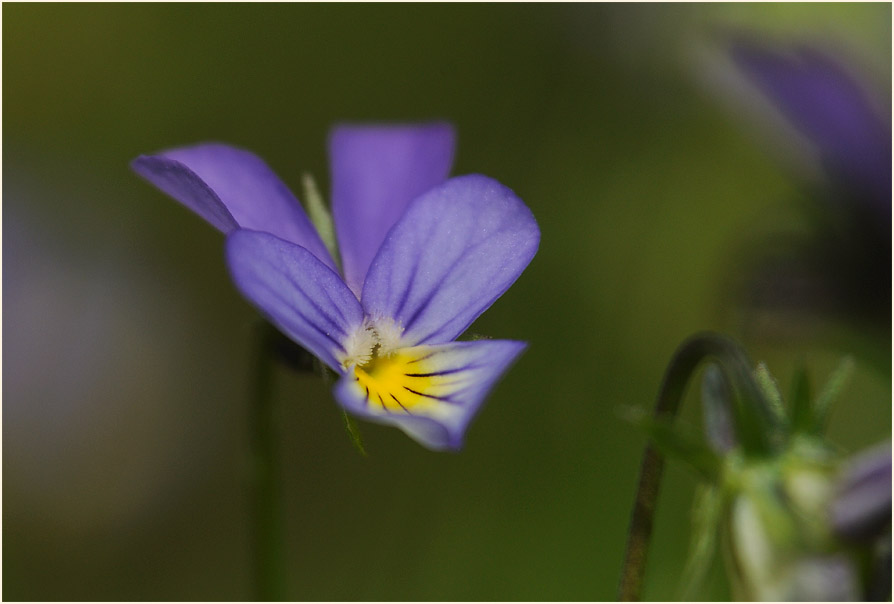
617 332 776 600
249 320 287 601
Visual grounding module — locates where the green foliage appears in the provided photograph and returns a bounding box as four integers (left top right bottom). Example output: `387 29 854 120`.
812 356 855 435
342 410 368 457
626 338 861 599
301 172 342 271
621 406 721 482
788 365 813 434
753 363 787 429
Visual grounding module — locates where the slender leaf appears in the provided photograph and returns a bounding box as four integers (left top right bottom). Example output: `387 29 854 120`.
621 406 721 482
301 172 341 270
342 410 368 456
754 362 787 428
812 356 855 435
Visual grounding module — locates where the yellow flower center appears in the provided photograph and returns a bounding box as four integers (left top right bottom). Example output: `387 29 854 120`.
354 351 444 413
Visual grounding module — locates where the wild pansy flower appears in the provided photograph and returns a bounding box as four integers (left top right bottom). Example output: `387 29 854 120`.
132 124 540 450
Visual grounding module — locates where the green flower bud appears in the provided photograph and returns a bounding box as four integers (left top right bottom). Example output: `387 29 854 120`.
724 440 861 601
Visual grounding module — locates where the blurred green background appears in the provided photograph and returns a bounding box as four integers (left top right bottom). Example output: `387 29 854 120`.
4 3 890 600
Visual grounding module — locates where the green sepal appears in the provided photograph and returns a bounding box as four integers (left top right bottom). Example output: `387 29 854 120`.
678 483 725 600
726 373 781 458
621 406 722 482
342 410 368 457
316 357 368 456
301 172 342 271
812 356 854 435
754 362 788 430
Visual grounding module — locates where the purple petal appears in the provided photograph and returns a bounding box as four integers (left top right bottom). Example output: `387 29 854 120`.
731 43 892 212
333 339 526 450
131 152 238 233
832 440 892 542
361 174 540 346
329 123 455 295
133 144 336 270
700 365 737 453
225 229 363 372
784 556 860 601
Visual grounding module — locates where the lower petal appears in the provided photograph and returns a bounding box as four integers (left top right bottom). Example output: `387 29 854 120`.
333 339 526 451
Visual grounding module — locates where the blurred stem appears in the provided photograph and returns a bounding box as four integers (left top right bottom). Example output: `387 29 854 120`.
249 321 287 601
617 332 776 601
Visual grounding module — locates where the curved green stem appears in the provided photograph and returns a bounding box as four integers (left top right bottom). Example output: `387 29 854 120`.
617 332 777 601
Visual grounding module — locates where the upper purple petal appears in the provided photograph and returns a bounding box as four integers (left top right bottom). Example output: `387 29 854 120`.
226 229 363 372
731 43 892 212
361 174 540 346
329 123 455 295
133 143 336 270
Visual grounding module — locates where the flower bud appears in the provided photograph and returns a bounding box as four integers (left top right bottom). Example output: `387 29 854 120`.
724 442 865 601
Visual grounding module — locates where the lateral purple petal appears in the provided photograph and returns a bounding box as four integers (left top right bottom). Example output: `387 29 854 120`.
329 123 455 295
226 230 363 372
131 154 238 233
731 43 892 210
361 174 539 347
334 339 527 450
133 144 336 270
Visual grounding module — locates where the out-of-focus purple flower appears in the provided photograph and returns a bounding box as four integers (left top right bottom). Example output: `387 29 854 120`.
730 42 891 220
725 41 891 331
133 124 540 450
832 440 892 542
